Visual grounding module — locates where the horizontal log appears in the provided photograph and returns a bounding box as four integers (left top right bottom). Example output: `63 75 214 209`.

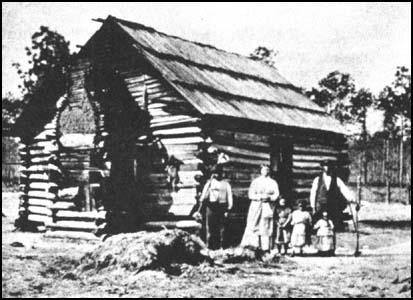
29 182 58 191
142 220 201 231
161 136 204 145
28 198 54 207
292 168 321 175
227 156 269 166
212 143 270 160
293 145 345 156
28 173 49 181
150 115 197 124
56 210 105 221
164 143 199 152
28 206 52 216
28 214 52 224
48 221 97 232
28 190 57 200
293 154 338 162
150 117 200 130
51 202 77 210
152 126 202 137
211 129 270 147
293 161 322 169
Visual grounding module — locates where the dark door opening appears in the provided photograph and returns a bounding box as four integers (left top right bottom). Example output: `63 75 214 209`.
270 137 293 203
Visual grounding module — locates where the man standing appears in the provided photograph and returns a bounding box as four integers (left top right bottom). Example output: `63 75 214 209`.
199 165 233 250
310 160 354 231
241 164 280 252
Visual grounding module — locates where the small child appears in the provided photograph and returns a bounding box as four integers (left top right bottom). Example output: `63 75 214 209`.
290 201 312 256
274 198 292 255
314 211 335 256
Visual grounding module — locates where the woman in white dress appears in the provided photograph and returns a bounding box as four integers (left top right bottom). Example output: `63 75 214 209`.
240 165 280 252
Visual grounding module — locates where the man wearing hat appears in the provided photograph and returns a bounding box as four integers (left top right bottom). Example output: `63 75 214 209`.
310 160 354 230
198 165 233 250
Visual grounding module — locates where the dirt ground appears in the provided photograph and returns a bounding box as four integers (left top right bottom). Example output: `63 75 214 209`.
2 192 411 298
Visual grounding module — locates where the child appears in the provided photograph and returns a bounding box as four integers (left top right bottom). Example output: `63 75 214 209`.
290 201 312 256
314 211 335 256
274 198 292 255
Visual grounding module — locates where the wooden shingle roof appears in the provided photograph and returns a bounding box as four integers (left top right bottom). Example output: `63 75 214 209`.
109 16 346 134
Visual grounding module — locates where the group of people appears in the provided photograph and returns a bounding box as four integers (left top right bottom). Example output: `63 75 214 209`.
196 160 354 256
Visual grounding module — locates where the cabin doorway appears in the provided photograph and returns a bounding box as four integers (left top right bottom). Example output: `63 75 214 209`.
270 137 293 202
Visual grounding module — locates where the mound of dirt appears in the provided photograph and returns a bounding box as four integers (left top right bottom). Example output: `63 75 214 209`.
77 229 208 274
209 247 281 264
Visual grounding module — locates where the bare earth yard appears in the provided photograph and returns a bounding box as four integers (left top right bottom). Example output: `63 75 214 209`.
2 192 411 298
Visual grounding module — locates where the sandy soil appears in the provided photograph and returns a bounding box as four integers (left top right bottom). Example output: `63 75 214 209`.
2 192 411 298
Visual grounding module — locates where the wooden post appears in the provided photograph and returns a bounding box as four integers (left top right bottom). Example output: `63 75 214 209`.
354 175 361 256
385 139 391 204
407 173 411 205
362 118 368 185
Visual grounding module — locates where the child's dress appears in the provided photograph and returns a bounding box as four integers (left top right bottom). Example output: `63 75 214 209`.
275 206 292 245
314 218 335 252
290 210 312 248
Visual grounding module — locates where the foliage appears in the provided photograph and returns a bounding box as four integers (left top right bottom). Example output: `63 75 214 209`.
2 93 23 131
12 26 71 97
306 71 356 123
376 66 411 138
249 46 278 67
349 88 374 139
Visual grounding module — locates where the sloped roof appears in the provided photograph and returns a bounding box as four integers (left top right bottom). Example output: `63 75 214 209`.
108 16 345 134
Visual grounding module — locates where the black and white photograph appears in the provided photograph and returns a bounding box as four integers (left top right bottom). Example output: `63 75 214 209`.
2 2 411 298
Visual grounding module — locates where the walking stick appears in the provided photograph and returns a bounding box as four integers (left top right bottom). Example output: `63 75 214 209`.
354 176 362 257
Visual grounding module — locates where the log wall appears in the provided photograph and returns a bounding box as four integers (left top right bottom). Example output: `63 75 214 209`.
17 115 61 229
120 65 204 217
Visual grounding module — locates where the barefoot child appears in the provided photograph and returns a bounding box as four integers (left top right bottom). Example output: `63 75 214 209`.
290 201 312 256
314 211 335 256
274 198 292 255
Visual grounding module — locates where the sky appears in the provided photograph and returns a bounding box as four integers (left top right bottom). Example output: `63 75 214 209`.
2 2 411 132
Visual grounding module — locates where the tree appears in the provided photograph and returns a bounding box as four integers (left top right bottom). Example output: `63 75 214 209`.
12 26 72 141
2 93 23 134
376 66 411 187
349 89 374 183
12 25 71 99
249 46 278 67
307 71 356 123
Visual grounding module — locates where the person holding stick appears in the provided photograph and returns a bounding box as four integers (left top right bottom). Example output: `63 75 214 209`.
310 160 354 231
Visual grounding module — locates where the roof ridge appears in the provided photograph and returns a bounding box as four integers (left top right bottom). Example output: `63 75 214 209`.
107 15 279 71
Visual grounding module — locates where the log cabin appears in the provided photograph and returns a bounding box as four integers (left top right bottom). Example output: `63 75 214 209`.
13 16 349 241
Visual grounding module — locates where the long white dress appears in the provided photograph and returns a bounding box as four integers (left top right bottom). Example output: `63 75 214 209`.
240 176 279 250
